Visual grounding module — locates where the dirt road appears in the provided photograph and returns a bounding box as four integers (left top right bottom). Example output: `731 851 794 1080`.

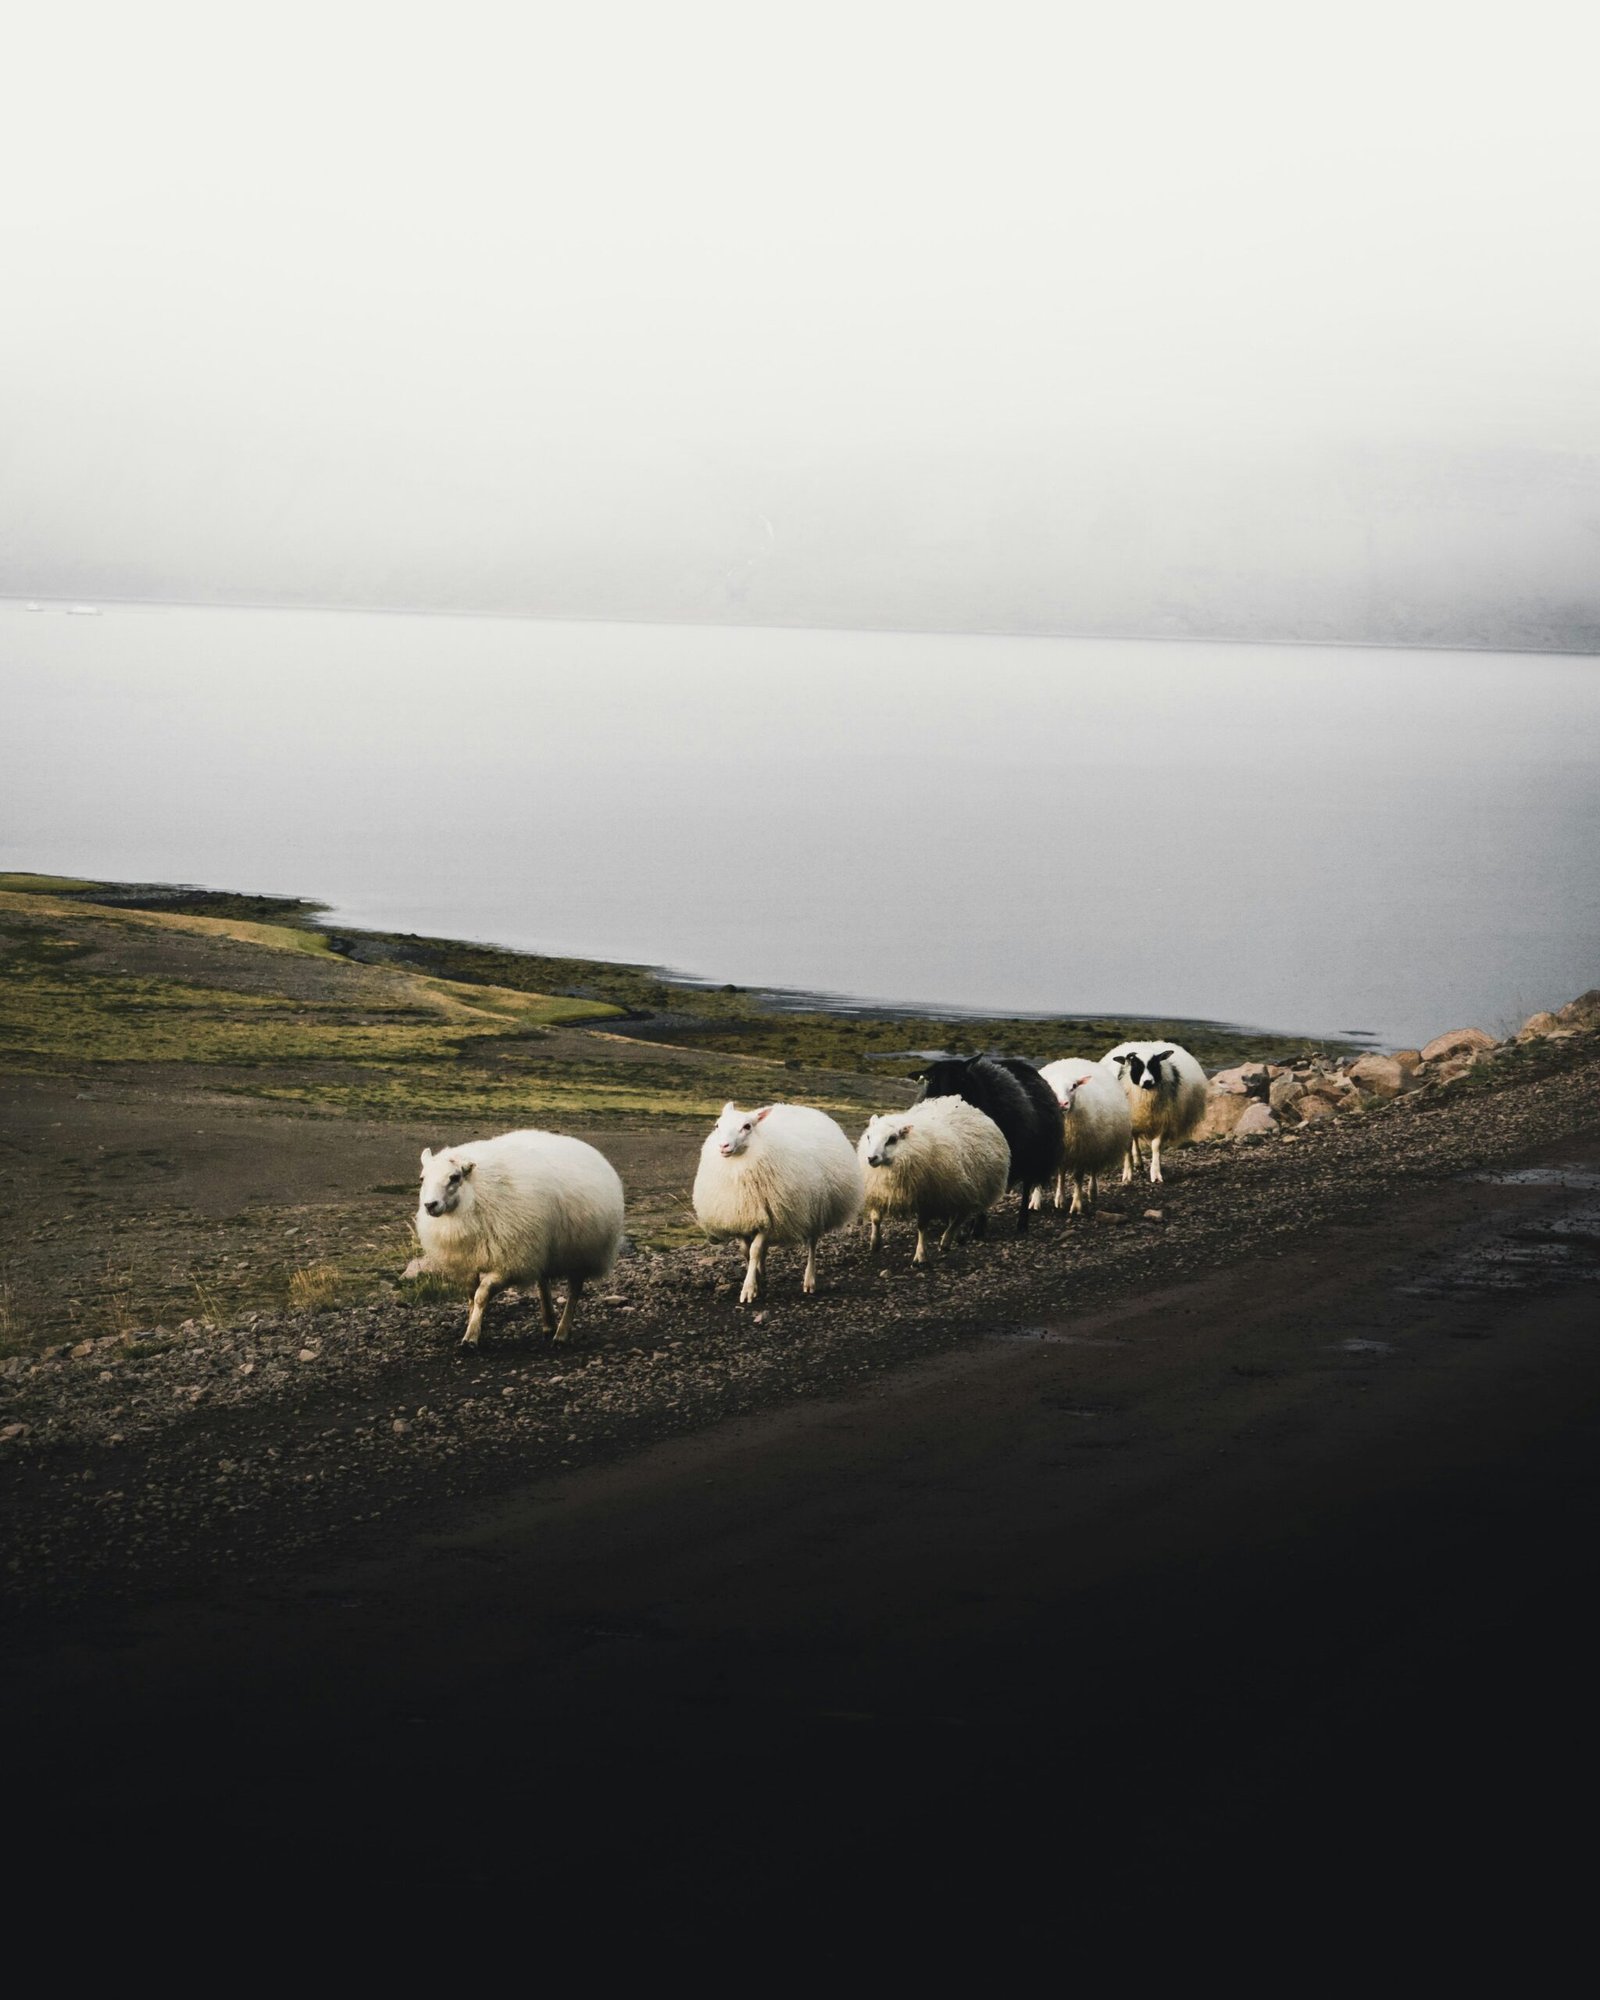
7 1118 1599 1951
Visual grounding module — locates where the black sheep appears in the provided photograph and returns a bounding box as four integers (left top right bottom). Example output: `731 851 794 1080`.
912 1055 1066 1232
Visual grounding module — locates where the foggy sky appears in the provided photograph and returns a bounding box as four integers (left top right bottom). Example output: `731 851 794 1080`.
4 2 1598 647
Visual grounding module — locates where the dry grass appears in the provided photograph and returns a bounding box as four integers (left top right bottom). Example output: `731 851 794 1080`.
287 1261 344 1311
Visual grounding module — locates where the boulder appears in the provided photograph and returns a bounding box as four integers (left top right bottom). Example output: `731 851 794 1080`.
1516 1010 1568 1042
1196 1089 1252 1141
1232 1102 1278 1140
1556 989 1600 1031
1295 1094 1337 1124
1347 1054 1406 1098
1268 1076 1305 1118
1210 1063 1271 1098
1420 1027 1497 1064
1391 1049 1422 1075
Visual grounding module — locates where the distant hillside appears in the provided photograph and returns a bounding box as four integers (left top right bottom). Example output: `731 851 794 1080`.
7 441 1599 653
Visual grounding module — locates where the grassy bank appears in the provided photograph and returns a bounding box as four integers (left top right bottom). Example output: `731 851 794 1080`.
0 870 1343 1354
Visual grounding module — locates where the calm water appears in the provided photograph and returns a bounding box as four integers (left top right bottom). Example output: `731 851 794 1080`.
3 602 1597 1047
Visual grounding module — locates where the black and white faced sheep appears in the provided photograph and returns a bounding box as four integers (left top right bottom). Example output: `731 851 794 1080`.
1103 1041 1208 1183
692 1101 863 1304
411 1129 626 1345
912 1055 1066 1230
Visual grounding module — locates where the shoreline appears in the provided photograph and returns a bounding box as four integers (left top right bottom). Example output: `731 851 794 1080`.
5 590 1598 660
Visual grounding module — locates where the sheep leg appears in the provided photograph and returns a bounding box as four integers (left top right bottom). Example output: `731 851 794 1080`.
866 1214 882 1254
1053 1170 1067 1212
739 1231 767 1306
938 1219 958 1251
1122 1138 1140 1184
553 1275 584 1344
1029 1185 1043 1211
1069 1173 1085 1216
912 1225 930 1267
1149 1136 1164 1185
461 1271 505 1346
535 1277 558 1337
802 1238 819 1295
1017 1184 1031 1232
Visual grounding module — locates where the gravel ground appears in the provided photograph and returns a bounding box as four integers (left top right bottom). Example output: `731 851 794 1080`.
4 1029 1597 1624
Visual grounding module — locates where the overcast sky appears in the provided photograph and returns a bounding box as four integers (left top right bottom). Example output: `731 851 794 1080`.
4 1 1598 638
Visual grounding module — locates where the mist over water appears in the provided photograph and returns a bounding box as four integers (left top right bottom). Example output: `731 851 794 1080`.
3 601 1596 1047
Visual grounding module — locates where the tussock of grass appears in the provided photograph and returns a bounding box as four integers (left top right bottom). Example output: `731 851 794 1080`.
288 1261 344 1311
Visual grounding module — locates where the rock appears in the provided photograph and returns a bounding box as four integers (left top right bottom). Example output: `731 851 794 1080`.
1195 1089 1251 1141
1295 1095 1336 1124
0 1422 29 1441
1210 1063 1271 1098
1555 989 1600 1031
1143 1209 1165 1222
1347 1054 1406 1098
297 1349 318 1363
1392 1049 1422 1072
70 1340 94 1359
1516 1010 1568 1042
1431 1054 1476 1084
1233 1103 1278 1139
1420 1027 1497 1064
1268 1076 1305 1118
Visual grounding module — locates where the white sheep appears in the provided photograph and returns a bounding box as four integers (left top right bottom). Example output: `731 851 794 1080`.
858 1097 1010 1265
1103 1041 1209 1184
1033 1058 1134 1213
409 1129 625 1346
692 1101 863 1304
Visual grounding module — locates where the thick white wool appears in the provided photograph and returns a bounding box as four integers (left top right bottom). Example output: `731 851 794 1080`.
415 1129 624 1286
693 1103 863 1245
858 1097 1009 1227
1103 1041 1209 1146
1039 1059 1133 1176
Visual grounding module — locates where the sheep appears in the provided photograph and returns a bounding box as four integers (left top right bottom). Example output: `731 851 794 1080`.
1103 1041 1209 1184
1032 1057 1134 1213
409 1129 625 1346
912 1055 1066 1229
857 1097 1010 1266
692 1101 863 1305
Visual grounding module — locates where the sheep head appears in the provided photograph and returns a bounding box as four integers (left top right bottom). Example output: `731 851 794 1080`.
862 1114 913 1170
419 1146 476 1217
712 1103 771 1157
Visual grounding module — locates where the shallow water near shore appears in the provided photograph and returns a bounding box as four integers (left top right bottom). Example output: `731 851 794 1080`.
3 600 1597 1046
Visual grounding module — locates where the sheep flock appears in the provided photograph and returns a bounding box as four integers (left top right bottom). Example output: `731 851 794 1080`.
410 1037 1213 1346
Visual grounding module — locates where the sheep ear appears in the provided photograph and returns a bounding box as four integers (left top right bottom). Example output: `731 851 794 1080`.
458 1158 475 1177
898 1123 913 1141
1153 1048 1174 1062
420 1148 434 1167
755 1105 772 1122
721 1101 736 1117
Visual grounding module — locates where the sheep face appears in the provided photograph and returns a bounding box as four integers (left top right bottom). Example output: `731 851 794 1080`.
711 1102 771 1158
862 1116 913 1169
1055 1066 1098 1109
1119 1049 1176 1094
419 1146 476 1218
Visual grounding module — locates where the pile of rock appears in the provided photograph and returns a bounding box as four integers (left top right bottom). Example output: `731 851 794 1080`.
1193 990 1600 1143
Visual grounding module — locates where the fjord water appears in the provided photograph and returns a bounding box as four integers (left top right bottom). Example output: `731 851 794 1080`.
3 601 1596 1047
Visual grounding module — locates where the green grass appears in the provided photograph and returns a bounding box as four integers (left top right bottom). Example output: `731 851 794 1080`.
0 872 105 895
